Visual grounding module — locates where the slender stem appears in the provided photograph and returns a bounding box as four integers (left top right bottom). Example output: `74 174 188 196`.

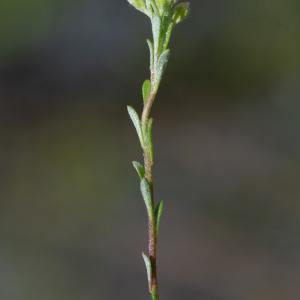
142 91 156 134
142 86 159 300
126 2 189 300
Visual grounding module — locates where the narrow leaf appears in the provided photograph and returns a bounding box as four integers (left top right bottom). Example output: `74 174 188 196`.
142 80 151 104
147 118 154 161
142 252 152 292
155 200 164 235
147 39 154 73
150 0 159 15
155 0 165 10
151 15 161 57
132 161 145 180
156 49 170 85
173 2 190 24
162 22 174 50
127 106 144 147
140 178 153 217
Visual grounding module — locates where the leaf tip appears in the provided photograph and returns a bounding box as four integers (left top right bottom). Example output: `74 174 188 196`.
155 200 164 235
173 2 190 25
142 251 152 292
132 161 145 179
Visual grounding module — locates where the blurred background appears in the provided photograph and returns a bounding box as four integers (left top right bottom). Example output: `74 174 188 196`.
0 0 300 299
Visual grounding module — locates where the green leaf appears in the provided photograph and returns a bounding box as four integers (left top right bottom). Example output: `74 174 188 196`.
127 106 144 147
156 49 170 85
142 80 151 104
140 178 153 218
173 2 190 24
155 200 164 235
155 0 177 15
150 0 160 15
151 15 161 57
147 39 154 73
162 22 174 50
142 252 152 292
155 0 167 14
132 161 145 180
147 118 154 161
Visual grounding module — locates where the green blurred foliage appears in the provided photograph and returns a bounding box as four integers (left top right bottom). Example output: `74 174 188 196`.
0 0 74 57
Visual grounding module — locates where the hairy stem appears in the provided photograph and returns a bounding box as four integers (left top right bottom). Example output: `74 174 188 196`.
142 88 158 299
126 2 190 300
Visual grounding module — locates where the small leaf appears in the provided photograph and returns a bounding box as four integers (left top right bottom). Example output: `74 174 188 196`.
127 106 144 147
155 0 169 13
147 39 154 73
155 0 177 15
132 161 145 180
147 118 154 161
142 252 152 292
140 178 153 217
173 2 190 24
150 0 160 15
155 200 164 235
151 15 161 57
155 0 165 9
156 49 170 85
142 80 151 104
162 21 174 50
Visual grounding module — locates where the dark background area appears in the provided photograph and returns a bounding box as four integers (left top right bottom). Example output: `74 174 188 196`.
0 1 300 299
